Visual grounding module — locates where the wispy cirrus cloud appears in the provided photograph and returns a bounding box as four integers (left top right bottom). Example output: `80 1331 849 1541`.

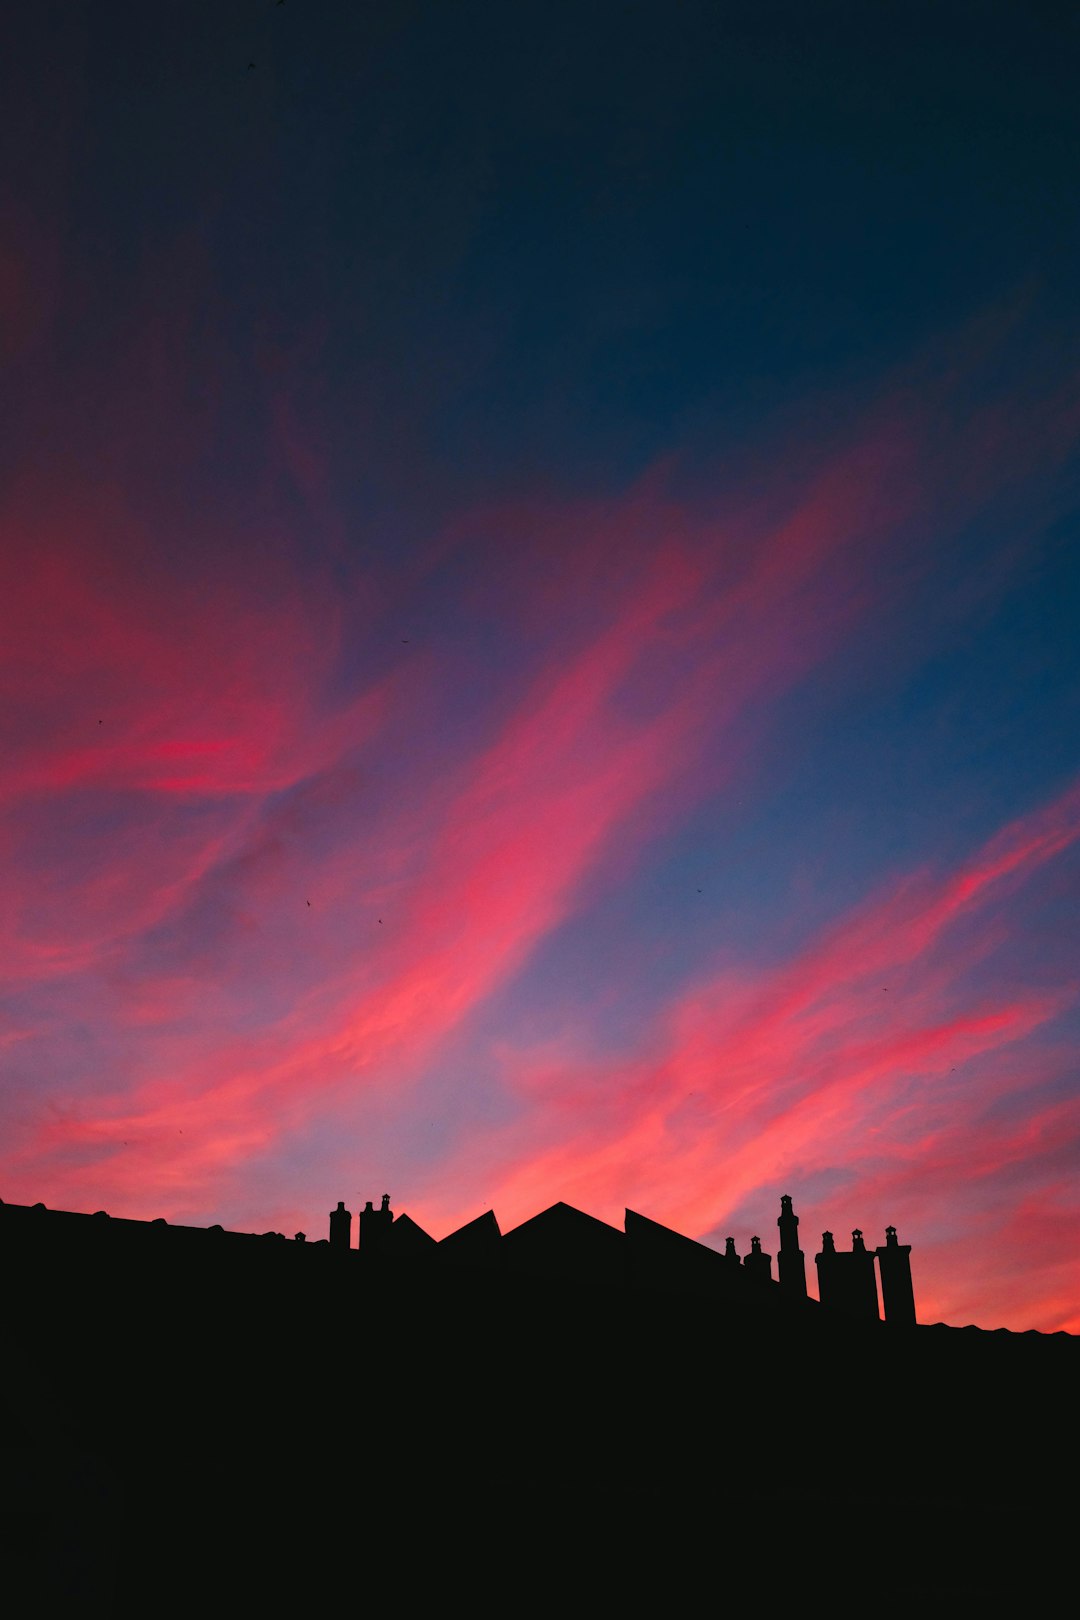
1 412 920 1217
2 329 1077 1343
418 774 1080 1329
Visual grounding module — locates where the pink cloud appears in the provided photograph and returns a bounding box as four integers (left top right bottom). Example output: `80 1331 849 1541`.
418 776 1080 1329
2 420 920 1216
4 335 1078 1339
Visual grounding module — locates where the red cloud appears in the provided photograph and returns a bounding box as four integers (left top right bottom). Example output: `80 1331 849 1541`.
4 338 1079 1341
3 419 919 1216
420 775 1080 1330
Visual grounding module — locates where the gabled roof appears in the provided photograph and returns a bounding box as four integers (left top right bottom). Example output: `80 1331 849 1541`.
502 1201 626 1278
623 1206 749 1299
387 1212 437 1254
624 1206 731 1261
504 1201 624 1241
439 1209 502 1263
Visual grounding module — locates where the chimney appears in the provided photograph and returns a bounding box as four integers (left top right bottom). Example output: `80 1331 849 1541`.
875 1226 916 1326
329 1201 353 1252
816 1228 880 1321
777 1194 807 1300
743 1234 773 1284
359 1194 394 1254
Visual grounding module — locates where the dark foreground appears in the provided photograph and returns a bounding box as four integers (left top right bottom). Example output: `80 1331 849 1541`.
3 1234 1075 1616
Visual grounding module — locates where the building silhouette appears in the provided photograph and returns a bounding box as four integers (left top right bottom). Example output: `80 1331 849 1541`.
1 1186 1074 1614
0 1188 917 1323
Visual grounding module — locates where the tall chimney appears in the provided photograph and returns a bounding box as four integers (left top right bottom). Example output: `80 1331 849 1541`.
777 1194 807 1299
875 1226 916 1326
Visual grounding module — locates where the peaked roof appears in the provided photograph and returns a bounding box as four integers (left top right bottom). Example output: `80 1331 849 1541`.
501 1201 626 1278
624 1206 730 1261
503 1201 625 1242
439 1209 502 1261
387 1212 437 1254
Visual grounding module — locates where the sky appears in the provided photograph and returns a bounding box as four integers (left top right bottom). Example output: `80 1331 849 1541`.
2 1 1079 1331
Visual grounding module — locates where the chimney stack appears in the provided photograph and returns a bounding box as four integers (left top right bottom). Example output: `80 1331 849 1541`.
743 1234 773 1284
875 1226 916 1326
777 1194 807 1299
359 1194 394 1254
329 1201 353 1252
816 1228 880 1321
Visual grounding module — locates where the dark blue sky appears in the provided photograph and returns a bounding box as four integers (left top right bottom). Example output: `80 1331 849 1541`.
19 4 1079 493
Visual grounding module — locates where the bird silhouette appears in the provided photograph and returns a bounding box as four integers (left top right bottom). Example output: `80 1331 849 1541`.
248 62 256 70
378 918 383 924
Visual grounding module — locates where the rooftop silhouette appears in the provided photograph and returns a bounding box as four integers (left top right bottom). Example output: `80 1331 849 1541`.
3 1188 927 1323
2 1186 1074 1614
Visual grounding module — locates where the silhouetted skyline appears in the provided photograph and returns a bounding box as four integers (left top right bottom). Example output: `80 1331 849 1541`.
4 1184 1047 1334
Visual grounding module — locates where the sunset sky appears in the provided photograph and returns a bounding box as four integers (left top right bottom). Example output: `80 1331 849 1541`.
2 3 1079 1330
